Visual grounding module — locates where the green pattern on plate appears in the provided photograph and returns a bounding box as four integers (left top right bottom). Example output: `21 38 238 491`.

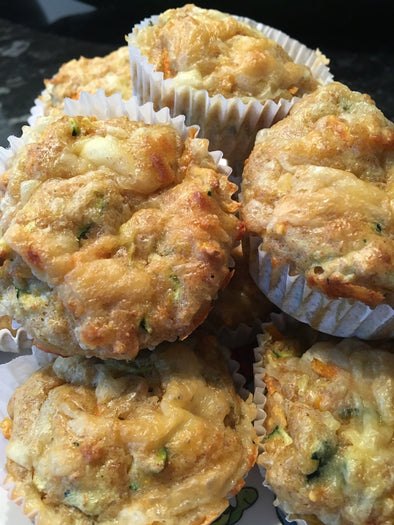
213 487 259 524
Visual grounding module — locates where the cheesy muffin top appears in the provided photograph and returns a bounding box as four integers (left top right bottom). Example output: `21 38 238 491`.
39 46 132 112
257 329 394 525
0 112 243 359
241 82 394 307
2 337 257 524
130 4 319 103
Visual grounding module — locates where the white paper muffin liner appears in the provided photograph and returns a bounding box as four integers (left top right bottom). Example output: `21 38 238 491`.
0 326 32 355
27 92 46 127
127 13 333 181
249 235 394 340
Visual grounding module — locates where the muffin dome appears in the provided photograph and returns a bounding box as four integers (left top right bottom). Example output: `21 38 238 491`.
241 81 394 307
256 328 394 525
0 111 243 359
2 337 257 524
128 3 332 179
39 46 132 113
130 3 320 104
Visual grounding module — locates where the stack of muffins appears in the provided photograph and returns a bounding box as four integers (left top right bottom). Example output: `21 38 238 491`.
0 4 392 525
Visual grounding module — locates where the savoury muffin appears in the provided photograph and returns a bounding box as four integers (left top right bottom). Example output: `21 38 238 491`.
0 108 243 360
38 46 132 114
130 4 320 103
255 329 394 525
128 3 331 177
242 81 394 338
1 336 257 525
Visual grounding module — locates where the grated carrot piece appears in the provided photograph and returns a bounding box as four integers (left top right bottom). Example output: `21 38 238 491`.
0 417 13 440
163 49 172 78
311 358 339 379
264 373 281 395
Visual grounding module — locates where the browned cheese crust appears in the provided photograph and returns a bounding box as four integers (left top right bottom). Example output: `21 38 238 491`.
132 4 319 103
40 46 132 112
0 113 243 359
258 330 394 525
241 82 394 306
3 337 257 525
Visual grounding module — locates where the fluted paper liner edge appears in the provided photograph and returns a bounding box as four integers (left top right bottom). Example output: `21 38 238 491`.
249 235 394 339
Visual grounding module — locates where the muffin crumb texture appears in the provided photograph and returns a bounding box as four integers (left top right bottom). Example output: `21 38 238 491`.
40 46 132 112
258 331 394 525
0 113 242 359
3 338 257 525
242 82 394 306
132 3 319 104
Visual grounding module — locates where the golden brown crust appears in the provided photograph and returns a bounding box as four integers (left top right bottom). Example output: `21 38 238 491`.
241 82 394 306
132 4 319 103
0 113 242 359
4 337 257 525
257 330 394 525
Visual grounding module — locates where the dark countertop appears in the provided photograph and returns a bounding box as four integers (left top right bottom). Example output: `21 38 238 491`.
0 2 393 148
0 18 115 147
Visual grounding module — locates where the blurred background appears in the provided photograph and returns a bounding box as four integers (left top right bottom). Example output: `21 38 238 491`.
0 0 393 145
0 0 394 51
3 0 393 51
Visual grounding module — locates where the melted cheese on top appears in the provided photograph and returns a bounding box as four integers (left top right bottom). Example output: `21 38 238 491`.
241 82 394 306
258 332 394 525
131 4 318 103
0 113 242 359
5 338 257 524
